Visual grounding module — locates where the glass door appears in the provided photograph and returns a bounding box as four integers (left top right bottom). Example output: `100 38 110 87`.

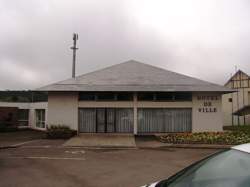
96 108 105 132
106 108 115 133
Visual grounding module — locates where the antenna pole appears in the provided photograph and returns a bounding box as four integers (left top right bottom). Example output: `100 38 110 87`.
71 33 78 78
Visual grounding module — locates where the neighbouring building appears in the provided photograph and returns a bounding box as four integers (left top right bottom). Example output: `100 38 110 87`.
0 107 18 127
0 102 47 130
0 91 48 130
36 60 232 134
222 70 250 126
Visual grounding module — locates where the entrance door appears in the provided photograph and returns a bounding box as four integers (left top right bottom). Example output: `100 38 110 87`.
106 108 115 133
79 108 133 133
96 108 115 133
97 108 105 132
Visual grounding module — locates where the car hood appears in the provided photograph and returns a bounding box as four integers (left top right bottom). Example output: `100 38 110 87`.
141 182 158 187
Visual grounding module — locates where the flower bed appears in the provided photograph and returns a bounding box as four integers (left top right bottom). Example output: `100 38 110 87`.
159 131 250 145
223 125 250 132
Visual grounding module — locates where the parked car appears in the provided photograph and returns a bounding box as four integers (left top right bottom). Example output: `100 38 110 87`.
142 143 250 187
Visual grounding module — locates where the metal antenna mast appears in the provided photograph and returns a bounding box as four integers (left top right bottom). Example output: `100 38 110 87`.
71 33 78 78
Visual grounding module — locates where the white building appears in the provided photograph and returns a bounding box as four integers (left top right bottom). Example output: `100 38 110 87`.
0 102 47 130
36 60 232 134
222 70 250 126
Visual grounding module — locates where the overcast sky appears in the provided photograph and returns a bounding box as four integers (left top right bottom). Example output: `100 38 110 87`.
1 0 250 90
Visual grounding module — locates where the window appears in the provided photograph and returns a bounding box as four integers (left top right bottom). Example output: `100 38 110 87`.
228 98 232 102
18 109 29 126
138 93 155 101
116 92 133 101
174 92 192 101
155 92 174 101
138 92 192 101
96 92 115 101
79 92 95 101
79 92 134 101
36 109 45 128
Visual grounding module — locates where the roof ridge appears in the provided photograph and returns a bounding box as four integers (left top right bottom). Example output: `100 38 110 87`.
36 60 233 92
55 60 139 84
51 60 222 88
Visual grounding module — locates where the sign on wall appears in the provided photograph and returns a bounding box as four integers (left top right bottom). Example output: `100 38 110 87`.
197 96 218 113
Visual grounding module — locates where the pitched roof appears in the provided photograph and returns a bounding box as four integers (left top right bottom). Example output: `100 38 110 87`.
224 70 249 86
37 60 232 92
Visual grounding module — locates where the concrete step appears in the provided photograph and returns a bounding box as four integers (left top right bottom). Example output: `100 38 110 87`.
63 134 136 148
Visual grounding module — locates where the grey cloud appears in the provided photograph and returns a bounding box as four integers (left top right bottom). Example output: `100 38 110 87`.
0 0 250 89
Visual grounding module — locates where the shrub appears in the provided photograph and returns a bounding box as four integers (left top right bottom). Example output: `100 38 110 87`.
159 131 250 145
46 125 77 139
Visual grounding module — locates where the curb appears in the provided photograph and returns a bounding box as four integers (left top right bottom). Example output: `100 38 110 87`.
0 143 233 150
0 145 18 149
63 145 138 150
0 139 43 150
154 144 232 149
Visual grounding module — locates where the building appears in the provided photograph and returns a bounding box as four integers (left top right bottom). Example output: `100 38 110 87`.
36 60 232 134
0 102 47 130
222 70 250 126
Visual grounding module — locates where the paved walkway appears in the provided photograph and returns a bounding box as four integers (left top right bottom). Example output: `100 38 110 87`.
63 134 136 148
135 135 169 148
63 134 232 149
0 130 46 148
0 131 231 149
0 146 218 187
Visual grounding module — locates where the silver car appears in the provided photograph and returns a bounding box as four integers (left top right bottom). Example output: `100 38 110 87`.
143 143 250 187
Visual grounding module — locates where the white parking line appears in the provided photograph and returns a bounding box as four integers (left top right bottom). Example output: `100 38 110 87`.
12 139 43 147
6 156 85 161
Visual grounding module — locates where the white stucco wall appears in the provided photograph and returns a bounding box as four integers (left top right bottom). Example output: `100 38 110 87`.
47 92 78 130
222 93 233 126
46 92 225 133
192 93 223 132
222 88 250 126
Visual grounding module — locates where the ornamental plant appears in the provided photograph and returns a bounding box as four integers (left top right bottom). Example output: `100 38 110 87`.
46 125 77 139
159 129 250 145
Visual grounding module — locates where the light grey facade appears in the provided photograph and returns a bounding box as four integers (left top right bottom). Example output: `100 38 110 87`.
38 60 232 134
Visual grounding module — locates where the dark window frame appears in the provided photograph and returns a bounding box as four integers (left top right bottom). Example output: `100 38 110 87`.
35 109 45 128
96 92 116 101
79 92 134 101
17 109 29 126
138 92 192 102
116 92 133 101
79 92 96 101
137 92 155 101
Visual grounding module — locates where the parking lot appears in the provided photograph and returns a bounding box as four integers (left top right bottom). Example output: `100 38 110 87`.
0 146 218 187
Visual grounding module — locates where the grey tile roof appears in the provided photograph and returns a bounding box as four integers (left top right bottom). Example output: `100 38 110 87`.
37 60 233 92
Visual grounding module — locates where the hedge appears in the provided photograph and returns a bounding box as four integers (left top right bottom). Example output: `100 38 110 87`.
46 125 77 139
